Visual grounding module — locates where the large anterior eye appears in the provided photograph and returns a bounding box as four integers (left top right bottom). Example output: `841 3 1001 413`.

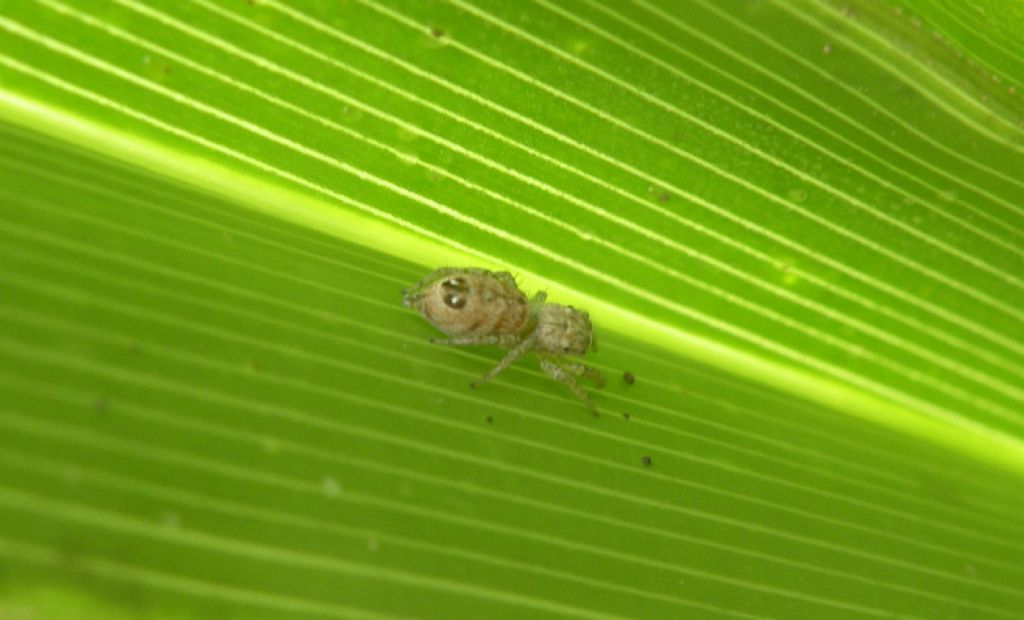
443 292 467 309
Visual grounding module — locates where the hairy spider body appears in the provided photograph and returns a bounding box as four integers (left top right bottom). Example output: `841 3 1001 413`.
402 267 604 409
402 267 529 338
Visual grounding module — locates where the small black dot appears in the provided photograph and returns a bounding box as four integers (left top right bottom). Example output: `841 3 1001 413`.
430 27 445 38
622 412 630 420
486 416 493 425
623 371 635 385
641 456 652 467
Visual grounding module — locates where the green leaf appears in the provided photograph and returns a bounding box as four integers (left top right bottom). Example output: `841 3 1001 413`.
1 0 1023 618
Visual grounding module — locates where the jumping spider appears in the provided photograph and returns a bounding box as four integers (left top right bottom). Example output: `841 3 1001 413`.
402 267 604 410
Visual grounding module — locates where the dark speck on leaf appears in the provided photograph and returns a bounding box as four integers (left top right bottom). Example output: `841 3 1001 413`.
430 27 445 38
486 415 493 425
657 192 670 203
623 371 635 385
622 412 630 421
641 455 652 467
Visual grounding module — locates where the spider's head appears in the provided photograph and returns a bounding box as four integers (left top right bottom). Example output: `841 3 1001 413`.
403 268 528 337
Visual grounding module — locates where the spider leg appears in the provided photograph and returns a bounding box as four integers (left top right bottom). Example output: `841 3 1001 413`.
429 334 521 347
539 359 595 411
471 335 536 388
560 361 605 389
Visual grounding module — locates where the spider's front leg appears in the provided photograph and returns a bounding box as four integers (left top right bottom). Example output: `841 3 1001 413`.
560 361 605 389
429 334 521 347
470 334 537 389
539 358 596 411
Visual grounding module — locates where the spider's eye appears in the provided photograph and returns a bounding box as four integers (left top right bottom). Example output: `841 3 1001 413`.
443 277 468 291
443 292 467 309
